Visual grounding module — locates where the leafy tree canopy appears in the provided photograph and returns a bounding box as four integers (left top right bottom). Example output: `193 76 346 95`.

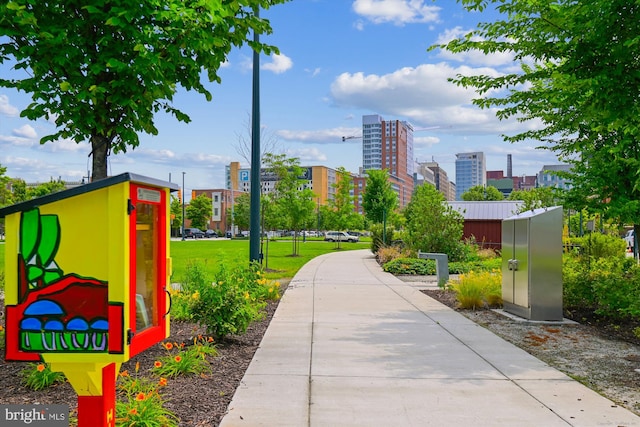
186 194 212 231
324 167 361 231
362 169 397 224
508 187 559 212
461 185 503 201
434 0 640 225
404 184 466 261
262 153 316 255
0 0 288 180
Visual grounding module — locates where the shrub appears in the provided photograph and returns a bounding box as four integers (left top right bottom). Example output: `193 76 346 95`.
383 258 435 275
152 338 216 378
116 363 178 427
376 245 412 265
187 263 266 340
21 363 65 390
370 223 396 254
448 270 502 309
570 233 626 260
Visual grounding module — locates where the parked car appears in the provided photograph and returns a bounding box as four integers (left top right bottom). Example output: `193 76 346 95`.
324 231 359 243
624 229 635 250
204 229 218 238
183 228 205 239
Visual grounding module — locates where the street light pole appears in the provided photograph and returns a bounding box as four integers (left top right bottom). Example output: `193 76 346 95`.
181 172 186 241
249 5 261 263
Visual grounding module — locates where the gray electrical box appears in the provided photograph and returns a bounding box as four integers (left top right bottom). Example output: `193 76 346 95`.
501 206 563 321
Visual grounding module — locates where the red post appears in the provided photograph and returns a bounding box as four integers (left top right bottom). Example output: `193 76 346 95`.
77 363 117 427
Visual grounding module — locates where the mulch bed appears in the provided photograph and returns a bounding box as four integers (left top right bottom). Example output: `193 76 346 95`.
423 288 640 347
0 282 287 426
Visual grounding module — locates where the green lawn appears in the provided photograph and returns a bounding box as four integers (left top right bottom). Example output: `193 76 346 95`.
0 239 370 290
169 238 370 282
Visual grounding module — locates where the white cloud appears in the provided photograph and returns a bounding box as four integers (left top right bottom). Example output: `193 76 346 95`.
13 124 37 139
434 27 516 67
276 127 362 144
328 62 538 134
261 53 293 74
0 94 20 117
286 147 327 162
305 67 321 77
38 138 89 153
352 0 440 26
414 135 440 147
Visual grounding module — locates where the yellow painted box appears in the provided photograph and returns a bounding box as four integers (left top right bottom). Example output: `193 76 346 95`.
0 173 178 364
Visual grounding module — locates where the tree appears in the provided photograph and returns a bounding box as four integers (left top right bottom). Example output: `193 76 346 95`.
434 0 640 229
170 195 183 235
508 187 559 212
234 112 284 166
461 185 504 201
362 169 397 225
229 192 251 234
0 164 12 208
0 1 287 180
186 194 212 231
323 167 361 248
262 153 316 256
404 184 466 261
26 179 66 199
9 179 28 205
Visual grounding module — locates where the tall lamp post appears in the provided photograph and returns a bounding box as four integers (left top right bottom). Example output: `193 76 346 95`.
181 172 186 241
249 5 261 263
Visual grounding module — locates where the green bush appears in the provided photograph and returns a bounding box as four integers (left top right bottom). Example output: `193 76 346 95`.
569 233 626 260
186 263 266 340
383 258 435 275
563 251 640 320
370 223 396 253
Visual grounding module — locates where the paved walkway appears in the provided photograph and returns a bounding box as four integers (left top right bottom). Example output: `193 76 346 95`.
219 249 640 427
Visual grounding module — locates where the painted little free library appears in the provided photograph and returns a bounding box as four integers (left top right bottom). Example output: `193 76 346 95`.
0 172 179 426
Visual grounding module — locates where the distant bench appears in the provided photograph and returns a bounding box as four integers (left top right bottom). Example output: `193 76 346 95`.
417 252 449 286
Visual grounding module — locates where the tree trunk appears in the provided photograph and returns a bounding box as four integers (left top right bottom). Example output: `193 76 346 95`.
91 135 110 181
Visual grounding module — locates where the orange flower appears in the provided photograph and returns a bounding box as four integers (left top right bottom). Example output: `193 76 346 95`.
163 342 173 350
120 370 129 377
154 361 162 368
36 364 45 372
135 392 145 401
128 408 138 415
135 361 140 372
174 355 182 363
158 377 168 387
0 325 4 331
207 337 214 343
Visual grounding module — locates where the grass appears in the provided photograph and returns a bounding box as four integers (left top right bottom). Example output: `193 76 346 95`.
0 238 368 290
169 238 369 282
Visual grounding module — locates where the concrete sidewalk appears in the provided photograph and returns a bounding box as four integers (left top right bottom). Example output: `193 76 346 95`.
219 249 640 426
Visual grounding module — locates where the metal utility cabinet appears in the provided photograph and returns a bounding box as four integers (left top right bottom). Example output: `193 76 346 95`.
501 206 563 321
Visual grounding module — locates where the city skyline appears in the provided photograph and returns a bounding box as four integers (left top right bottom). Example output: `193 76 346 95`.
0 1 561 201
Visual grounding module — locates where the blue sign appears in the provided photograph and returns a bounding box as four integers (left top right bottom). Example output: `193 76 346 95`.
239 171 249 182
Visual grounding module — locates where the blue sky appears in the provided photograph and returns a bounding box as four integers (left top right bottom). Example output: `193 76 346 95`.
0 0 559 200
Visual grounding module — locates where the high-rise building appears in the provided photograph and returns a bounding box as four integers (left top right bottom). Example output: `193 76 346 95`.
361 114 415 208
455 152 486 200
225 161 341 204
416 161 456 201
538 164 572 190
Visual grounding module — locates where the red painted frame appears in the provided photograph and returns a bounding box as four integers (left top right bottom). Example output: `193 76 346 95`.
128 184 168 357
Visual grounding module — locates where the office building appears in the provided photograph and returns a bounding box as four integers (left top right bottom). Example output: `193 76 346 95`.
538 164 572 190
455 152 486 200
225 162 342 205
361 114 415 208
416 161 456 201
